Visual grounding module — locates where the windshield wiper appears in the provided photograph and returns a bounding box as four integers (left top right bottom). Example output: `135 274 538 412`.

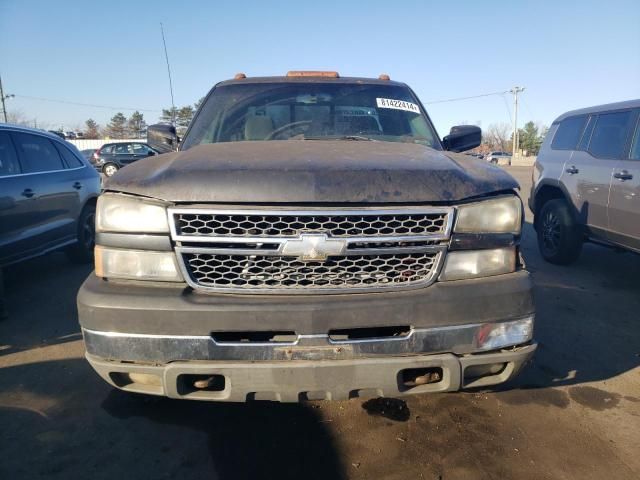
303 135 376 141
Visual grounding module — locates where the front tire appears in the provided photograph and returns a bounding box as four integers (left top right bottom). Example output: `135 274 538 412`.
536 199 582 265
66 204 96 264
103 163 119 177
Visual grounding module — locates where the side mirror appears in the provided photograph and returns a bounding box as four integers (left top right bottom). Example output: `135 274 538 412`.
147 124 178 154
442 125 481 153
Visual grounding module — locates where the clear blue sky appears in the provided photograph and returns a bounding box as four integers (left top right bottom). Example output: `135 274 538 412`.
1 0 639 135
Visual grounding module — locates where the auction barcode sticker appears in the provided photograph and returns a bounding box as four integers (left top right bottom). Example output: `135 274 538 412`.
376 98 421 114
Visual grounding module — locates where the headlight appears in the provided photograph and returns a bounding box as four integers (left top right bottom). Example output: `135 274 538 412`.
95 246 183 281
439 247 516 281
454 196 522 234
475 316 534 350
96 193 169 233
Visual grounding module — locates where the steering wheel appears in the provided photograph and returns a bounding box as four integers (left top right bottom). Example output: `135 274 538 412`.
265 121 312 140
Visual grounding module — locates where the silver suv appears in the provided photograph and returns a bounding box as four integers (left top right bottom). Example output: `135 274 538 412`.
529 100 640 264
485 151 512 165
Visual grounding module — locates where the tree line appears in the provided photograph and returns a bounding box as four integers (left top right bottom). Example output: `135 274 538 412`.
482 121 548 156
84 97 204 139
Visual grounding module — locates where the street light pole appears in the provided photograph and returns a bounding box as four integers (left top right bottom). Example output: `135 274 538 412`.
510 86 525 165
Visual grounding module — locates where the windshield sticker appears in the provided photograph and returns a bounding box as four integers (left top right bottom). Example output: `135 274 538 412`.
376 98 421 114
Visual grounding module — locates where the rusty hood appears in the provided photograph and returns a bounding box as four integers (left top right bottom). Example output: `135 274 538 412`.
105 141 518 204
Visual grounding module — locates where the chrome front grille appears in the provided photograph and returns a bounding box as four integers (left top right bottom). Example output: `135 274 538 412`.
169 207 453 294
183 251 442 290
174 211 449 238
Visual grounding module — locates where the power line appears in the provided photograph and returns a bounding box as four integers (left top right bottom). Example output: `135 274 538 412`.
521 97 536 120
424 90 509 105
160 23 176 126
11 94 161 112
500 93 513 124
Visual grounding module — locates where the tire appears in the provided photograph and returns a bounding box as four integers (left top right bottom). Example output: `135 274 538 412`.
103 163 119 177
66 204 96 264
536 199 582 265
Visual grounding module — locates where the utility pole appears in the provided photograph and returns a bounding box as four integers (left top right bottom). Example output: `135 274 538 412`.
0 74 7 123
510 86 525 165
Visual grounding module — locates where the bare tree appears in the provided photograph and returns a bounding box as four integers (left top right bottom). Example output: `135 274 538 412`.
484 123 512 151
6 110 29 126
5 110 50 129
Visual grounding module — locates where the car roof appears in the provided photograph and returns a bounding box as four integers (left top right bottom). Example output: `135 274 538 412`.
0 123 69 141
554 99 640 123
215 75 408 88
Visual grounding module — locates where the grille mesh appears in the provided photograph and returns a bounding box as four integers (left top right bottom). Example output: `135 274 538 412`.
183 252 440 290
175 212 448 238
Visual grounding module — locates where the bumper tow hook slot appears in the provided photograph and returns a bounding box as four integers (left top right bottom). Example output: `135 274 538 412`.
193 376 221 389
401 368 442 388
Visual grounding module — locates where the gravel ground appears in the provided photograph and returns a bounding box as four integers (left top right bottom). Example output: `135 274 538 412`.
1 166 638 480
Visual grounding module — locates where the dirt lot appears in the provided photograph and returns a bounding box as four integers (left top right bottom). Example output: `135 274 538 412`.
1 166 638 480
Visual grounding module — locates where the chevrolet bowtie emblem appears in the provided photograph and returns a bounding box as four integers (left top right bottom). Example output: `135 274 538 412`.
280 233 347 261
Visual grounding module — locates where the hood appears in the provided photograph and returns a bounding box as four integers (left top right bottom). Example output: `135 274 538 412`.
105 141 518 204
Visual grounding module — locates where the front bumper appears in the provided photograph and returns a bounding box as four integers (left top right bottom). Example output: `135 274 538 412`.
77 269 534 335
79 270 535 401
86 344 536 402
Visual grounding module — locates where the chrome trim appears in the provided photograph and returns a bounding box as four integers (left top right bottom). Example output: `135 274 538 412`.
171 234 449 246
82 315 534 363
0 164 86 179
176 244 446 257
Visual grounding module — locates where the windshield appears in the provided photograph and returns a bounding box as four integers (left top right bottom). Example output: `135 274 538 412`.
181 82 441 150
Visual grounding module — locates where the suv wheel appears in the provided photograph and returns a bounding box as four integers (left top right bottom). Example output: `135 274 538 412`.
66 204 96 264
103 163 119 177
537 199 582 265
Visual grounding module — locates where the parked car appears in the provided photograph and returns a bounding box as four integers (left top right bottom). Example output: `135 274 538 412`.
485 151 512 164
65 131 77 140
80 148 96 161
92 142 159 176
48 130 66 140
529 99 640 264
0 125 101 267
78 71 536 402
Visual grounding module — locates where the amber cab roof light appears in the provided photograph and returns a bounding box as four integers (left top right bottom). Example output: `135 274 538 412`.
378 73 391 81
286 71 340 78
234 73 247 80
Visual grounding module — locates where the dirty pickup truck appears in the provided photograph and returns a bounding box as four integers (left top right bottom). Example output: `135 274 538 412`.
77 71 536 402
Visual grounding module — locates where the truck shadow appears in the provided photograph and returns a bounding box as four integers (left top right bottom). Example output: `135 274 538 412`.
101 389 348 480
0 357 347 480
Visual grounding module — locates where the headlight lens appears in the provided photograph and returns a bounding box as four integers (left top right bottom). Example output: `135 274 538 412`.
95 246 183 281
439 247 516 281
96 193 169 233
455 196 522 234
475 316 534 350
